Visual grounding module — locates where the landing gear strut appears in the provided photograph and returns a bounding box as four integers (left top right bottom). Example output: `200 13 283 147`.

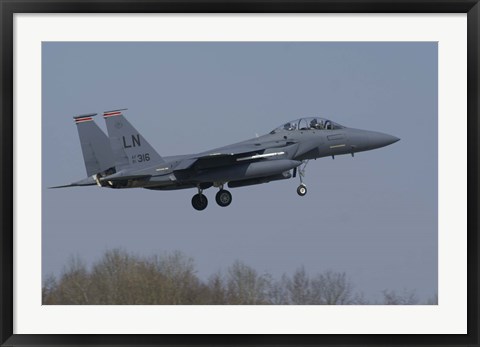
216 189 232 207
296 160 309 197
191 189 208 211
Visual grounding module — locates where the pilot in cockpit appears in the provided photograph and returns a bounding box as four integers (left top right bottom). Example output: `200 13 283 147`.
284 122 297 131
310 118 324 130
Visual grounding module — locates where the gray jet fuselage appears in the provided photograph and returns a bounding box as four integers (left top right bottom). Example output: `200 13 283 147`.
126 125 399 189
58 112 399 210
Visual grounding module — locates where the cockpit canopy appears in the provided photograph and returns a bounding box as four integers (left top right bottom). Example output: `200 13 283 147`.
270 117 344 134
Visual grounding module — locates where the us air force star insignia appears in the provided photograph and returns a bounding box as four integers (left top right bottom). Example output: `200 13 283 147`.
115 122 123 129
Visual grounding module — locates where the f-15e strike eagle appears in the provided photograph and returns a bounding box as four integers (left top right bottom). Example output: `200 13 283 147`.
52 109 399 210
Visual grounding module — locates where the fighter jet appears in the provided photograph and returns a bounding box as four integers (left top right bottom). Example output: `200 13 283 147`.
52 109 399 210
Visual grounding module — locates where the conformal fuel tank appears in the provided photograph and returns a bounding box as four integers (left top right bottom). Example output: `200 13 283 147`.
193 159 301 183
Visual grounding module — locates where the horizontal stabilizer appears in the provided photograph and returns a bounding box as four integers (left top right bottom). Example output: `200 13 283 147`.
49 183 96 189
49 176 97 189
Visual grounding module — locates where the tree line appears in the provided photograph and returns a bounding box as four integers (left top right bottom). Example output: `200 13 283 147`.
42 249 436 305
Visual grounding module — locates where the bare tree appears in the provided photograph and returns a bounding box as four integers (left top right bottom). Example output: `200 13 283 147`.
266 274 289 305
350 291 370 305
42 274 58 305
42 248 426 306
206 272 228 304
88 249 143 304
382 289 419 305
226 261 270 304
284 268 355 305
151 251 204 304
285 266 316 304
49 255 92 304
312 271 354 305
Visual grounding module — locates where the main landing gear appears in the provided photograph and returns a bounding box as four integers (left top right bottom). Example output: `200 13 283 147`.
191 186 232 210
191 191 208 211
215 189 232 207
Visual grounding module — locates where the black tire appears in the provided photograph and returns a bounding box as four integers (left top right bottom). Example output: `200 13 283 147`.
297 185 307 196
191 193 208 211
215 189 232 207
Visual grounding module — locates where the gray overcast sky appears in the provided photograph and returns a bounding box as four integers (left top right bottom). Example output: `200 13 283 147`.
42 42 437 303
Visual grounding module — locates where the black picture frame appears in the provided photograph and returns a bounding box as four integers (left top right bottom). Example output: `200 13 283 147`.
1 1 478 346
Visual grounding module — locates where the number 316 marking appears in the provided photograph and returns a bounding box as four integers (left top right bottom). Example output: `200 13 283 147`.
132 153 150 163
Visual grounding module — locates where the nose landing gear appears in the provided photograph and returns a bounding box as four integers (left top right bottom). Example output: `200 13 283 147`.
297 184 307 196
296 160 309 197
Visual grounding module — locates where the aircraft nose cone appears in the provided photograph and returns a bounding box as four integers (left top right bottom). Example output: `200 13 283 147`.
369 132 400 149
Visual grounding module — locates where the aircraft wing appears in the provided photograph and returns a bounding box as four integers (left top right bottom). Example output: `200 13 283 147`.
175 140 298 171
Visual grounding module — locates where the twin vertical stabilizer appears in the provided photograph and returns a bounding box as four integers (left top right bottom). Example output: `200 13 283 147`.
103 109 165 171
74 113 115 177
74 109 164 176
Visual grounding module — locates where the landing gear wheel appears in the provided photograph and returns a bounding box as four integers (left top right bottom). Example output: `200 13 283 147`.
296 160 309 197
216 189 232 207
192 193 208 211
297 184 307 196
